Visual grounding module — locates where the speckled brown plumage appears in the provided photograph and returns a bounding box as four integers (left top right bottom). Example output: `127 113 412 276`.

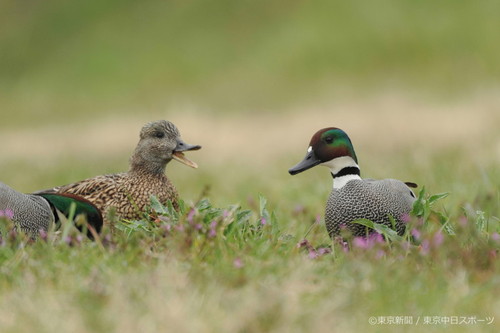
36 120 201 227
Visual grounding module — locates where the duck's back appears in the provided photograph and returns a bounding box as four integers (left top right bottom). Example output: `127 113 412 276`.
50 172 178 222
325 179 416 237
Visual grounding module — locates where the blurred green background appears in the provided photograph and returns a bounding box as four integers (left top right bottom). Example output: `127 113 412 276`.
2 0 500 124
1 0 499 210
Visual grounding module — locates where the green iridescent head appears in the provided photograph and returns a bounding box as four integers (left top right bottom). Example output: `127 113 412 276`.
289 127 357 175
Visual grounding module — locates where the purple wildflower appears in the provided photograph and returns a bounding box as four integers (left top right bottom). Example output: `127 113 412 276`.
297 239 313 251
5 209 14 219
334 236 350 253
400 213 411 224
194 223 203 231
420 239 430 255
76 234 84 244
353 237 369 249
208 220 217 238
375 249 385 259
353 233 384 250
411 228 421 240
161 224 172 235
370 232 384 244
433 231 444 247
186 209 196 223
491 233 500 242
64 236 72 245
39 229 48 241
317 247 332 256
308 250 318 259
222 210 230 218
233 257 244 269
260 217 267 225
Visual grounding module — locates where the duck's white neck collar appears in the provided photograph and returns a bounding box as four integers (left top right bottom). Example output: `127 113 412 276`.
321 156 361 189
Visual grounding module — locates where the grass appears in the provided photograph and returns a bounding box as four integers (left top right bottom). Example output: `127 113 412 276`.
1 151 499 332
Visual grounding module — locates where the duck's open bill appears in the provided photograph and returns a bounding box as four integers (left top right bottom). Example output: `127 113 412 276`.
173 151 198 169
173 139 201 168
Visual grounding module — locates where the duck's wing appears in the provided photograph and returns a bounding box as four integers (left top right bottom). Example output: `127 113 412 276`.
36 192 103 235
34 173 124 197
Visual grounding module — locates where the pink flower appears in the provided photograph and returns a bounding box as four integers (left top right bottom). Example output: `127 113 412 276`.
233 257 244 268
64 236 72 245
186 209 196 223
375 250 385 259
0 209 14 219
208 220 217 238
317 247 332 255
354 233 384 249
39 229 48 241
370 232 384 244
411 228 421 240
260 217 267 225
420 239 430 255
308 250 318 259
491 233 500 242
6 209 14 219
334 237 350 253
353 237 369 249
433 231 444 247
297 239 312 250
297 240 306 248
400 213 411 223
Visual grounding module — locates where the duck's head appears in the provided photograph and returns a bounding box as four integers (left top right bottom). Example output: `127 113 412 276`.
288 127 358 176
131 120 201 173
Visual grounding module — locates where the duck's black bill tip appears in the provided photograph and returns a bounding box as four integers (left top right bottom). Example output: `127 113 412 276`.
187 144 202 151
288 151 321 175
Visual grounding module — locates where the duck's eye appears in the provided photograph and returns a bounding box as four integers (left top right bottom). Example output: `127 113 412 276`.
324 136 334 144
154 132 165 138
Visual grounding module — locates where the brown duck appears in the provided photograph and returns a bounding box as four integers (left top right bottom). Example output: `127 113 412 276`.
36 120 201 226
